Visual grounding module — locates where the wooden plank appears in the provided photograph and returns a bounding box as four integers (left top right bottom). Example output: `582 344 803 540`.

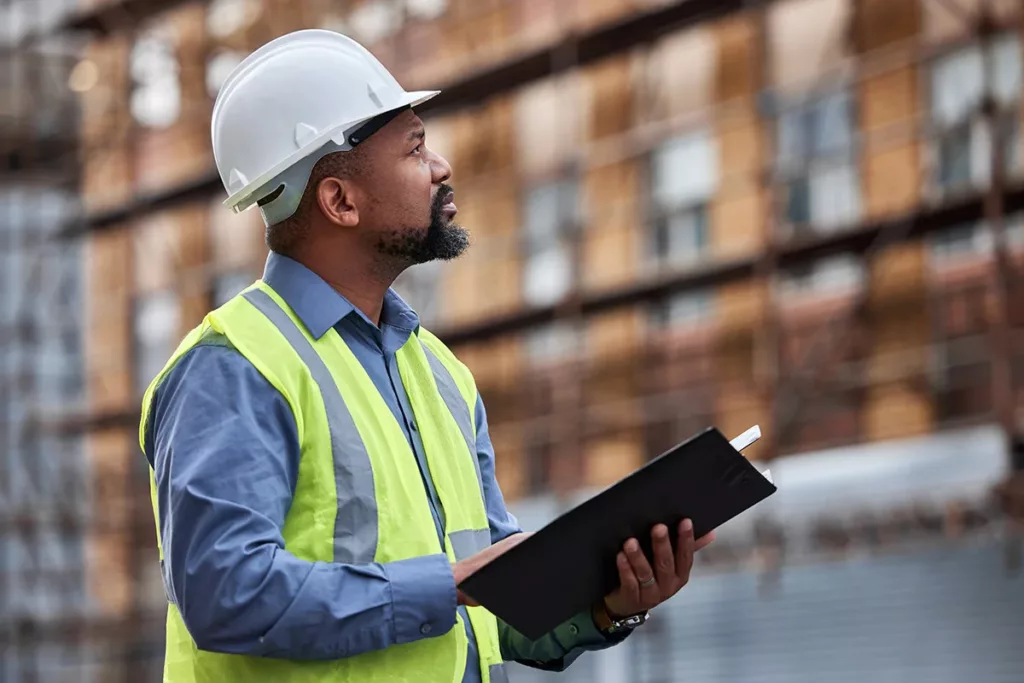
451 96 515 180
711 185 766 260
512 0 568 54
711 15 765 260
583 431 644 489
132 2 214 197
863 240 933 439
714 13 760 103
81 143 133 216
715 384 770 457
204 0 274 52
79 34 130 147
208 196 268 273
514 74 585 177
858 0 921 221
767 0 853 92
717 279 769 332
573 0 641 34
132 202 207 295
586 308 641 365
854 0 921 52
85 227 133 415
491 423 526 501
636 24 716 124
922 0 1021 45
584 54 636 141
85 427 135 617
438 172 519 325
863 383 934 440
582 160 640 292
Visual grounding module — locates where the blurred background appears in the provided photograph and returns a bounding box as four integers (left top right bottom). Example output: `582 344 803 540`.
3 0 1024 680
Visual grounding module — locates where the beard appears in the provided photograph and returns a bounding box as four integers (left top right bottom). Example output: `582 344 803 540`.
375 183 470 265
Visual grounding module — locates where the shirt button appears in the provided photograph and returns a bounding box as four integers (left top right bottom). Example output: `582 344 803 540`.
410 420 419 432
568 624 579 635
420 623 432 635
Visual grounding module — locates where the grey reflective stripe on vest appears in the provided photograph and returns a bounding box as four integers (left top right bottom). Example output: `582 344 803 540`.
243 289 378 565
488 663 510 683
420 343 486 501
449 528 491 561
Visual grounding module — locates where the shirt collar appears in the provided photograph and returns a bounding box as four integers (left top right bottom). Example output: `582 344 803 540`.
262 251 421 340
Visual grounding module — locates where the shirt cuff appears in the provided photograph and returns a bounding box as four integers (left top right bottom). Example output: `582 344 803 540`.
385 554 458 645
562 608 632 651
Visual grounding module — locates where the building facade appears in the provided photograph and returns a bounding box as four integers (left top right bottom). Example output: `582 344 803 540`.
4 0 1024 680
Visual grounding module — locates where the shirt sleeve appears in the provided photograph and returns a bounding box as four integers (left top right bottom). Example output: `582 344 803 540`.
146 341 457 660
472 395 631 672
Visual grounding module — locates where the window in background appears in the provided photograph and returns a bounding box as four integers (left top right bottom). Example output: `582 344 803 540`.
523 320 580 366
522 178 579 308
347 0 404 45
404 0 448 20
212 270 254 308
775 89 860 237
650 289 715 332
929 223 990 268
777 254 864 299
930 32 1022 195
648 130 717 271
133 290 181 397
206 50 245 99
205 0 262 39
130 28 181 129
392 260 444 326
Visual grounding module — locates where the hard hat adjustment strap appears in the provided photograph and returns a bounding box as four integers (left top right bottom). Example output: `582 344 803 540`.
347 105 411 147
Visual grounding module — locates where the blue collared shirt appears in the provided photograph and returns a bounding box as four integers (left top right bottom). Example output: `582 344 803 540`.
144 252 625 678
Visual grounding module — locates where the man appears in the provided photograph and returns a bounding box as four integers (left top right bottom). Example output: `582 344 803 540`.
141 29 714 683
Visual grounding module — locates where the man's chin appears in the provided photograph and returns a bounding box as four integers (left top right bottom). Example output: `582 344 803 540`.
420 223 470 263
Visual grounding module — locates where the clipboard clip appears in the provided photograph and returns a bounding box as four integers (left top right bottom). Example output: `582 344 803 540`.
729 425 773 485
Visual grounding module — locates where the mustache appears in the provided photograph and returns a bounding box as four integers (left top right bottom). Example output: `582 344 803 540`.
431 183 454 216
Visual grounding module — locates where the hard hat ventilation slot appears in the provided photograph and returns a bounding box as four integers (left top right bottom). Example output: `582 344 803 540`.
257 184 286 207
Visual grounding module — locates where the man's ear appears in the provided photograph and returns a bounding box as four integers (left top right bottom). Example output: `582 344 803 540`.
316 177 360 228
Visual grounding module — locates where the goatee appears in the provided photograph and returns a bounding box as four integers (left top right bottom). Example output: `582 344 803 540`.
376 183 470 265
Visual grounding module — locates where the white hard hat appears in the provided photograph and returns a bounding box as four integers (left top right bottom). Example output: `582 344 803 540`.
211 29 439 226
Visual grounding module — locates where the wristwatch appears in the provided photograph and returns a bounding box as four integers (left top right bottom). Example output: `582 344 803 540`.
592 602 650 635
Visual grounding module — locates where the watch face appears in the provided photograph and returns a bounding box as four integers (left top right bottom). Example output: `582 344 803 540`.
611 611 649 632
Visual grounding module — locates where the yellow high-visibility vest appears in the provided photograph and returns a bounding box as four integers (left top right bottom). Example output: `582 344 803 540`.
139 280 506 683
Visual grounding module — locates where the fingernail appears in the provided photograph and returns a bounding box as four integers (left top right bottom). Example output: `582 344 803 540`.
682 519 693 532
627 539 639 552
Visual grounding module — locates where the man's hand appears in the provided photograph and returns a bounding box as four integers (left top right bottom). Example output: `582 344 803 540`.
602 519 715 618
453 532 533 606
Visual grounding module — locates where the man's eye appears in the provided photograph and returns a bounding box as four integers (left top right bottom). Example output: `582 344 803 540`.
411 144 423 154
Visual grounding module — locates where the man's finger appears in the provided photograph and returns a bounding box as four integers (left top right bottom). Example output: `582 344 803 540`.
616 551 638 604
695 529 716 552
625 538 659 605
674 519 696 584
651 524 675 589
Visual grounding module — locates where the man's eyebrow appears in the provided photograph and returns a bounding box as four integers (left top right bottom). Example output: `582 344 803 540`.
407 128 426 142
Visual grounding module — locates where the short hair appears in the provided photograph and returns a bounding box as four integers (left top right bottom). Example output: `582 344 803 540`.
264 147 366 255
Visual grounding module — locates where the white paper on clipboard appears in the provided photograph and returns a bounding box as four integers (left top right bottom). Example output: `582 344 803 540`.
729 425 773 484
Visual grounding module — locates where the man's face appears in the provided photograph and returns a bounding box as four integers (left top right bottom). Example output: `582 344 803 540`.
353 110 469 265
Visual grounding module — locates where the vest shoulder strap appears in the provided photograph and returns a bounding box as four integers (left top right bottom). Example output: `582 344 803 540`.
417 328 477 427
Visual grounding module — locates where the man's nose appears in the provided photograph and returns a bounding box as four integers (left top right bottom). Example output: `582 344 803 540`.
428 148 452 185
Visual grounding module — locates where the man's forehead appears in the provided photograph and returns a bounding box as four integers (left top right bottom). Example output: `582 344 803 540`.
382 109 424 138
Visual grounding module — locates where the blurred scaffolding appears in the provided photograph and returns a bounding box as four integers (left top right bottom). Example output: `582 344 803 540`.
2 0 1024 681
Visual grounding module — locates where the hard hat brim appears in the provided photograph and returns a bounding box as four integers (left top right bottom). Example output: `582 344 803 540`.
223 89 440 214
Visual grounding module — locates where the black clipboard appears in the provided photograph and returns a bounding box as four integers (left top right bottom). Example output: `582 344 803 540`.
457 426 776 640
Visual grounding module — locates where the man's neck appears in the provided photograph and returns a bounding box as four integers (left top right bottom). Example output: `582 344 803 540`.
289 248 401 328
326 277 388 328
